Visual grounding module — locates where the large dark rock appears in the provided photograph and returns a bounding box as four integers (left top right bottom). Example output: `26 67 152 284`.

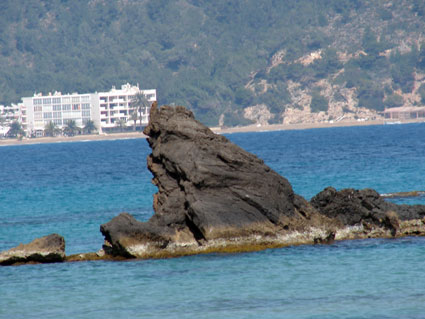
100 104 332 258
311 187 425 226
0 234 65 266
144 103 298 239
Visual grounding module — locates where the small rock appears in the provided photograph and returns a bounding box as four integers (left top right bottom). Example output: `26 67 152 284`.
0 234 65 266
384 211 400 236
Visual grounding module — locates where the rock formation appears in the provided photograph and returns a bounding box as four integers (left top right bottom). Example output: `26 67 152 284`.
3 104 425 265
100 103 338 258
311 187 425 238
99 104 425 260
0 234 65 266
311 187 425 225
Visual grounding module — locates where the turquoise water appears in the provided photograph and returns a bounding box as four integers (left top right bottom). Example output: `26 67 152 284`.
1 123 425 318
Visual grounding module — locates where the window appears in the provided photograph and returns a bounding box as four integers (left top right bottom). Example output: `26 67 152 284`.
62 111 72 118
72 104 80 111
52 97 61 104
34 99 42 105
53 119 62 125
43 105 52 112
82 103 90 110
72 96 80 103
43 112 52 119
53 112 61 119
34 113 42 120
53 105 61 111
43 98 51 104
82 110 90 117
62 97 71 103
34 106 42 112
81 95 90 102
62 104 71 111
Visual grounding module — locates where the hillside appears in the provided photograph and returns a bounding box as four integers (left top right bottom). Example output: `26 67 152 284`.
1 0 425 126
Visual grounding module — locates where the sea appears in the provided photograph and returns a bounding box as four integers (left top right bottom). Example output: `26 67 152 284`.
1 123 425 319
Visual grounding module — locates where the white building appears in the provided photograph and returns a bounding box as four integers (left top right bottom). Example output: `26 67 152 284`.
21 83 156 136
22 92 100 137
98 83 157 131
0 103 27 134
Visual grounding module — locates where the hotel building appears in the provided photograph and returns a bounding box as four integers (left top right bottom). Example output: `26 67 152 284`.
0 103 27 134
21 83 156 136
22 92 100 137
98 83 157 130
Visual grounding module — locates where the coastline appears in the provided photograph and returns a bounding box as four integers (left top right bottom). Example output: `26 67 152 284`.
0 131 147 147
1 117 424 146
212 117 425 134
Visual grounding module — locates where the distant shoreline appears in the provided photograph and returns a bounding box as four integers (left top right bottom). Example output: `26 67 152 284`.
1 118 424 146
212 118 425 134
0 132 147 147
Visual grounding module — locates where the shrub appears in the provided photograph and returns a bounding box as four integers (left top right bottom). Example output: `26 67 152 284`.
310 92 329 113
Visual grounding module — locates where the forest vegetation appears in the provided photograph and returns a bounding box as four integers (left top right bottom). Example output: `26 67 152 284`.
1 0 425 126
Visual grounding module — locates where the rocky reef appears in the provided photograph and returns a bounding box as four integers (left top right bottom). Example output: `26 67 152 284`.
311 187 425 239
99 104 425 259
2 104 425 265
0 234 65 266
100 103 340 259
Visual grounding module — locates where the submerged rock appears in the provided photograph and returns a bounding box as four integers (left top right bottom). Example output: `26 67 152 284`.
0 234 65 266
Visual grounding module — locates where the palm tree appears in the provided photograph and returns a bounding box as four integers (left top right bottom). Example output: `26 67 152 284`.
83 120 97 134
7 121 25 139
130 92 150 131
115 118 127 132
63 120 80 137
44 121 60 137
129 110 138 131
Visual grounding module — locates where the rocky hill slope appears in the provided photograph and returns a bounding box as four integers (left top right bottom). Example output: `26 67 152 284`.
1 0 425 126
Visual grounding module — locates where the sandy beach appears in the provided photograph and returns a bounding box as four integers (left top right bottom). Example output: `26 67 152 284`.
1 117 424 146
0 132 148 146
213 118 425 134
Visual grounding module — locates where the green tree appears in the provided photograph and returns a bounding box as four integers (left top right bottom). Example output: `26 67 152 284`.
362 27 382 56
417 44 425 71
384 94 404 109
234 87 254 106
357 85 385 111
115 118 127 132
7 121 25 138
63 120 80 136
83 120 97 134
44 121 60 137
418 83 425 104
130 92 150 130
129 109 138 131
310 92 329 113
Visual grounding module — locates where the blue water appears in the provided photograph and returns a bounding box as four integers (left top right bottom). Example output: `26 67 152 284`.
1 123 425 318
